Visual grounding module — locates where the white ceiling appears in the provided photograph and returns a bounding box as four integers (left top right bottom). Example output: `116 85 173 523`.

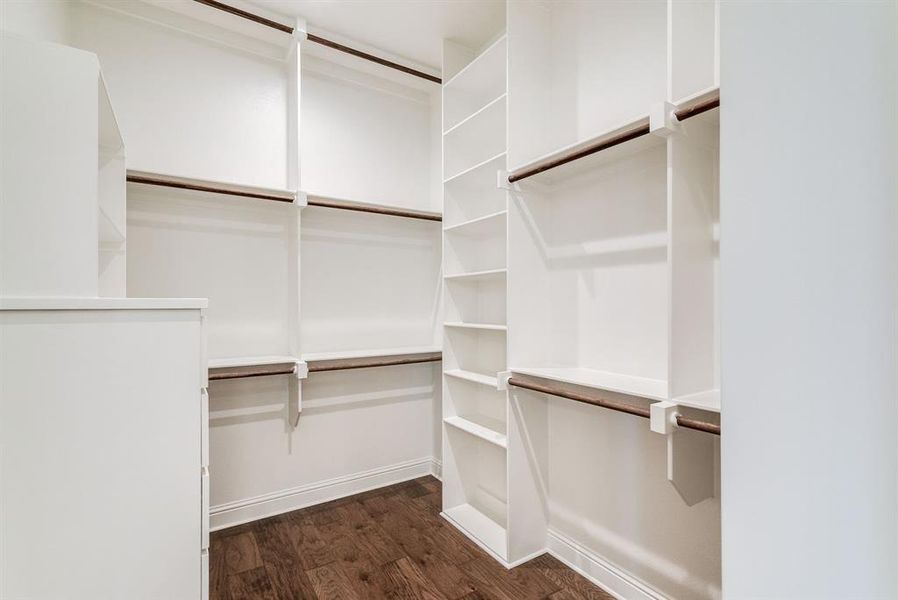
252 0 506 72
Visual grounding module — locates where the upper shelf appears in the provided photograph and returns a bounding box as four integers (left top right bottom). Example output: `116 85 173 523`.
507 114 660 185
442 35 507 132
127 169 297 203
673 389 720 414
208 355 302 381
510 366 668 402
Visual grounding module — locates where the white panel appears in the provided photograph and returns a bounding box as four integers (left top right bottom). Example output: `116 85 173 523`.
209 363 435 507
670 0 717 101
0 308 204 599
0 34 99 297
127 189 294 359
69 2 289 188
300 206 440 354
301 60 433 211
721 2 898 597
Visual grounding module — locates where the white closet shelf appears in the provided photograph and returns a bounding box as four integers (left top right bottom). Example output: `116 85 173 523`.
444 369 499 389
127 169 298 203
443 210 507 238
673 86 721 125
442 93 506 137
443 152 506 188
442 34 507 95
444 415 507 448
98 72 123 154
510 367 668 401
507 114 662 185
208 356 301 369
442 504 506 562
444 322 507 332
443 95 506 182
672 389 720 413
444 268 507 282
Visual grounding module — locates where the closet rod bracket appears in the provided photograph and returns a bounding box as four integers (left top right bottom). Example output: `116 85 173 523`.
497 371 511 391
650 400 679 434
496 170 511 191
295 191 308 208
649 101 681 138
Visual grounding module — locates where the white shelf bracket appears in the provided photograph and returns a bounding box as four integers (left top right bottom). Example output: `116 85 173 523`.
651 401 715 506
649 101 681 138
497 370 511 391
294 190 308 208
288 360 308 428
496 170 511 191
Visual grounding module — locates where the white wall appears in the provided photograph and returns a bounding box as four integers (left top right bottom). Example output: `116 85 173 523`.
0 0 70 44
720 2 898 598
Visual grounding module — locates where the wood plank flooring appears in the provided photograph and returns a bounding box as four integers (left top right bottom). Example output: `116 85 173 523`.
210 476 615 600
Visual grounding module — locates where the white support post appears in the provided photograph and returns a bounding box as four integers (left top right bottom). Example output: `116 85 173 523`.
650 401 715 506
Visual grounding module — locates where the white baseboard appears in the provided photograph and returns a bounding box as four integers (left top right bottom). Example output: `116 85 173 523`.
546 529 667 600
210 457 434 531
430 457 442 480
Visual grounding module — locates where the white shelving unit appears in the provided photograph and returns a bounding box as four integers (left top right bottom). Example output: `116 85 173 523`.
441 30 512 565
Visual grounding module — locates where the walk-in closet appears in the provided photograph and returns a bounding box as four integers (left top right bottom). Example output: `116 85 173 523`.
2 1 896 599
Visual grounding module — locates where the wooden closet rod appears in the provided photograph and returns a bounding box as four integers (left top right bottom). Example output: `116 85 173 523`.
209 363 298 381
306 196 443 222
508 90 721 184
674 94 721 122
192 0 441 84
308 352 442 373
507 377 721 436
507 122 651 183
127 175 295 203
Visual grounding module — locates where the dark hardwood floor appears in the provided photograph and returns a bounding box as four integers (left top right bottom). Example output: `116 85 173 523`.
210 475 615 600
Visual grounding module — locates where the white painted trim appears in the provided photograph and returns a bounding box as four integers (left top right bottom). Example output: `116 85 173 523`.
546 529 668 600
430 458 442 480
210 457 433 531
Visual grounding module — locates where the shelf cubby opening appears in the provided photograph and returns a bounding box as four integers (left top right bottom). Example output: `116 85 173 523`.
508 141 668 401
442 35 508 132
444 274 507 327
442 427 508 560
443 95 507 182
443 327 507 388
444 376 507 444
444 226 506 276
126 184 296 360
301 204 441 357
443 152 507 228
508 0 667 168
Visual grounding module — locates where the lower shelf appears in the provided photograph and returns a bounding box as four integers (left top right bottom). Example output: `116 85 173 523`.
673 389 720 413
444 415 507 448
444 369 498 389
442 503 507 562
511 366 667 401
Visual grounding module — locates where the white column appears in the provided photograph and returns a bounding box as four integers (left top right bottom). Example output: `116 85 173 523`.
720 2 898 597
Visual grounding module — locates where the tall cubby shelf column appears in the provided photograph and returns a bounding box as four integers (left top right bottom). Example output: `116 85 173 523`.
440 33 513 564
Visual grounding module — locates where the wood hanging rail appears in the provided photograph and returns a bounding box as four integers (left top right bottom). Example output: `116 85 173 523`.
192 0 441 84
308 351 442 373
127 174 295 203
507 121 651 183
306 195 442 222
209 362 298 381
507 89 721 184
506 377 721 436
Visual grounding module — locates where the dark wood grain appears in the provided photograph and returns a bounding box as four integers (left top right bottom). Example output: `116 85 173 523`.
210 476 614 600
307 351 442 374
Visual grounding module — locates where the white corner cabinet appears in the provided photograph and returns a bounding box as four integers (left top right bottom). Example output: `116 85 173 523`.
1 33 126 299
0 298 209 599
